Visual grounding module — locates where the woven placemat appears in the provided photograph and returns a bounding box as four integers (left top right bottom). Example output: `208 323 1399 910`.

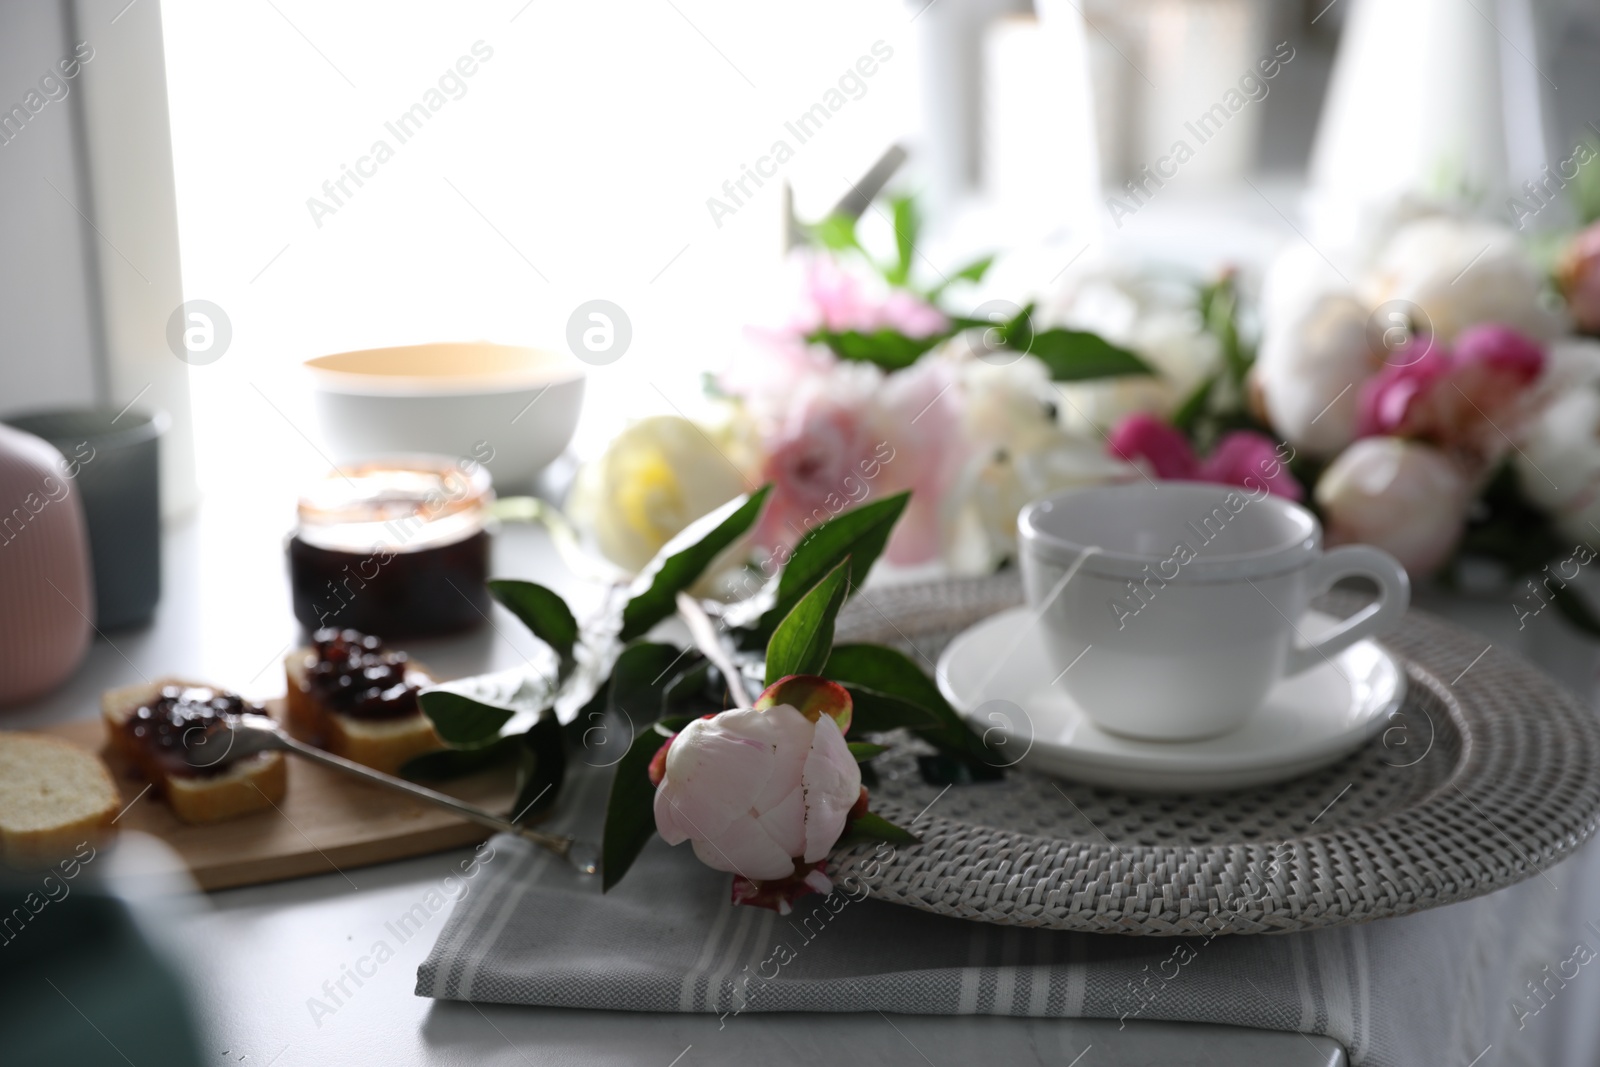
830 573 1600 935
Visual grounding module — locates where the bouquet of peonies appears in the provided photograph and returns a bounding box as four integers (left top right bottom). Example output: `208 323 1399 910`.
1240 204 1600 632
571 196 1171 581
570 190 1600 636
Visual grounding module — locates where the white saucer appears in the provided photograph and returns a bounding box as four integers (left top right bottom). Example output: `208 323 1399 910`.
935 607 1406 792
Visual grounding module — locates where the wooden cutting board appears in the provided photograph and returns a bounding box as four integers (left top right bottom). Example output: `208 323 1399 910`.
42 702 517 891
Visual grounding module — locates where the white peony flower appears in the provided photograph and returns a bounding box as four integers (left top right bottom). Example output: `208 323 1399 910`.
567 415 752 574
1315 437 1471 577
1516 339 1600 541
653 702 860 882
1254 282 1373 459
1362 216 1562 344
942 354 1134 571
1037 267 1221 431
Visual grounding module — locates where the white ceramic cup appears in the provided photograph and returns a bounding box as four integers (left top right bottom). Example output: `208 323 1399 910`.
1017 483 1409 742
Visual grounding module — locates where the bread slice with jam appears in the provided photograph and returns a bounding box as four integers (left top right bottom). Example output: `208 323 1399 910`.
284 629 441 776
101 679 287 824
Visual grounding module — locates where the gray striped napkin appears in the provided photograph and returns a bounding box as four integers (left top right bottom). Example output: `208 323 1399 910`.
416 763 1553 1067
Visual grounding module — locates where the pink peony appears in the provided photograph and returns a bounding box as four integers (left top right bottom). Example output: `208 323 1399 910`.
794 254 948 339
754 358 961 566
1558 221 1600 335
1199 431 1304 501
1107 413 1199 480
1355 341 1450 438
1107 414 1302 499
1354 326 1545 457
1452 322 1544 389
653 677 862 913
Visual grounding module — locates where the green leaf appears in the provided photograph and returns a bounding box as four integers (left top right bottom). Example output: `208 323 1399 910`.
811 328 943 371
662 656 717 711
847 741 888 761
887 194 919 286
510 711 567 824
487 580 579 679
1203 276 1251 387
601 713 694 892
399 736 518 780
765 558 852 685
836 811 919 849
1576 133 1600 225
810 214 862 253
840 683 942 733
1021 328 1155 381
927 254 995 300
1171 372 1218 435
1550 583 1600 639
751 492 909 641
608 642 688 723
823 643 988 761
619 485 771 642
416 691 517 746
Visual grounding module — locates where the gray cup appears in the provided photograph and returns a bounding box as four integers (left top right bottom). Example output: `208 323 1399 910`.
4 408 167 629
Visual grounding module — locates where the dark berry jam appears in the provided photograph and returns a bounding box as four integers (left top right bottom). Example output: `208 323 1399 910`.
287 529 491 639
308 628 422 721
123 686 256 781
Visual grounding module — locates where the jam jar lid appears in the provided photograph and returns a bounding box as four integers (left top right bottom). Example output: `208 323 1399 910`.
296 455 494 553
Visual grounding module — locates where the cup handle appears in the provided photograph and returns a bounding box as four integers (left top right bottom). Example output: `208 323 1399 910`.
1284 544 1410 676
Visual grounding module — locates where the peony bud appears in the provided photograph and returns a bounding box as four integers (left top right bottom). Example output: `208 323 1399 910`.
653 685 861 886
1558 221 1600 336
1315 437 1470 577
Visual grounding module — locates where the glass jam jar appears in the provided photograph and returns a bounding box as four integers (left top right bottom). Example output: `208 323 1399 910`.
287 456 494 638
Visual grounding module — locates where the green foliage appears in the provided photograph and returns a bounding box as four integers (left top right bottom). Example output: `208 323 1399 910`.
824 643 991 764
608 642 692 724
764 558 852 685
810 213 862 254
836 811 918 848
750 492 908 642
511 711 566 824
619 486 771 641
886 194 919 287
927 254 995 301
601 716 692 892
1023 329 1155 381
416 691 516 746
811 328 942 370
487 580 578 679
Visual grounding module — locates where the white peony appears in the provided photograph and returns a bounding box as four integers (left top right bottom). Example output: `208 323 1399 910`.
1361 216 1562 344
568 415 752 574
1254 284 1373 458
1315 437 1471 577
1257 210 1561 461
941 352 1133 572
1037 267 1221 431
653 703 860 881
1516 339 1600 542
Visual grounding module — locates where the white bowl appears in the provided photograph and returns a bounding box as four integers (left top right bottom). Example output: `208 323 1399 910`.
305 342 585 489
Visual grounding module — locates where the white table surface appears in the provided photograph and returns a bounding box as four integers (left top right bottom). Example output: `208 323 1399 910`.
11 501 1354 1066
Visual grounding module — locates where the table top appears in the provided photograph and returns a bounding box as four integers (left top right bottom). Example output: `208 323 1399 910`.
9 500 1359 1066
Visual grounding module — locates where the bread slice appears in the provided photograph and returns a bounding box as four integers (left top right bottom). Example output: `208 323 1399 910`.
0 733 119 864
101 679 287 825
285 650 441 775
